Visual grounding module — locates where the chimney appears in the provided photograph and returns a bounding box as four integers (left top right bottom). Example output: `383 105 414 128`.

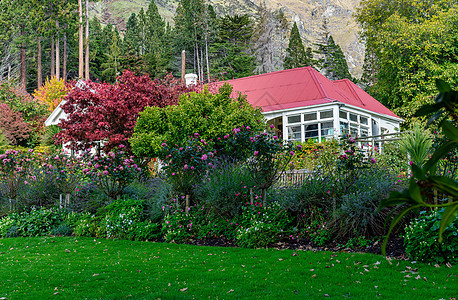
185 73 198 87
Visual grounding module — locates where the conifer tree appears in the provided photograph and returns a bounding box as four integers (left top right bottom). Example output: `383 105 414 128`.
316 18 351 80
211 14 255 80
284 22 312 70
123 13 140 56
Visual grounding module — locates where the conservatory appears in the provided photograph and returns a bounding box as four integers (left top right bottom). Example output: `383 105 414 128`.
223 66 403 143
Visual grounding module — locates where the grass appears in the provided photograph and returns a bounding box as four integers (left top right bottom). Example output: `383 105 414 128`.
0 237 456 299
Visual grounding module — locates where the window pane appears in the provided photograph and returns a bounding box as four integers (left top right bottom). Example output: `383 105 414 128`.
340 122 348 135
350 123 358 136
361 126 369 137
320 110 333 119
287 126 301 141
339 111 347 119
304 123 318 138
321 122 334 137
350 113 358 122
287 115 300 124
360 116 368 125
304 112 317 121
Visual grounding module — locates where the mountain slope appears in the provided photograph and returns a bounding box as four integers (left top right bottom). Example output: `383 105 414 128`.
90 0 364 77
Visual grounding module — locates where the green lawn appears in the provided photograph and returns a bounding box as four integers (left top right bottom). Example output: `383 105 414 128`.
0 237 455 299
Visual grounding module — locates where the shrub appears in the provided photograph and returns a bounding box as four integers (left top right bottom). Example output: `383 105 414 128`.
101 198 160 241
72 212 102 237
33 76 71 112
195 160 256 217
235 202 292 248
0 216 15 237
6 207 65 237
161 199 201 242
404 209 457 264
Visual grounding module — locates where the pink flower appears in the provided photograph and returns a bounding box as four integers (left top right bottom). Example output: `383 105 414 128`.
370 157 376 164
161 143 167 147
103 170 109 175
273 136 278 140
194 133 199 137
409 161 413 166
172 172 176 176
190 166 195 170
297 145 302 150
254 151 259 156
119 144 125 148
183 164 188 170
349 137 355 143
269 124 274 129
289 151 295 156
201 154 208 160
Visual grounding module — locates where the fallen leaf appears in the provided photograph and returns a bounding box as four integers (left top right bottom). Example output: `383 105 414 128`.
292 252 298 256
65 249 71 253
324 294 329 297
312 274 316 278
180 288 188 292
446 262 452 268
93 274 99 276
404 275 412 278
434 264 440 268
279 258 284 261
415 275 421 280
227 289 234 293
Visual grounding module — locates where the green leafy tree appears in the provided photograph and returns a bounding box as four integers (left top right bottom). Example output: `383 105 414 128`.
131 83 265 158
355 0 458 122
101 31 121 83
284 22 313 70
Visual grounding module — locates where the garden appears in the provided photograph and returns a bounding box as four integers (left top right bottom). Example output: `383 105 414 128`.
0 74 457 298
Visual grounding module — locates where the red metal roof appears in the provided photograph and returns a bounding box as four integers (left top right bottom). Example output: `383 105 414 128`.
220 67 400 119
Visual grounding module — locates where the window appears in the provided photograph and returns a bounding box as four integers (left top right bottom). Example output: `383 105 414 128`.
321 122 334 138
361 126 369 137
287 125 301 141
339 111 347 119
350 113 358 122
350 123 358 136
340 122 348 135
360 116 368 125
320 110 333 119
304 112 317 121
304 123 319 140
287 115 301 124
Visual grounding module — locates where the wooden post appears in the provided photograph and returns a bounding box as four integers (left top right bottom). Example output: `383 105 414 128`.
65 193 70 208
185 194 190 215
59 194 63 209
181 50 186 83
250 188 254 204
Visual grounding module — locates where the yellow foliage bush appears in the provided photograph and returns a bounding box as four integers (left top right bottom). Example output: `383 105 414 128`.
33 77 70 112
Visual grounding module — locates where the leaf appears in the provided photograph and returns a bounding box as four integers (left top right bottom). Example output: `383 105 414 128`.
408 179 424 204
382 204 423 256
411 164 425 180
436 79 451 93
180 288 188 292
429 176 458 197
440 120 458 141
438 204 458 242
424 141 457 172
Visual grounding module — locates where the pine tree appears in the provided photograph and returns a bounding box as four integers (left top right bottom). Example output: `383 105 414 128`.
211 14 255 80
123 13 140 56
101 30 121 83
316 18 351 80
284 22 312 70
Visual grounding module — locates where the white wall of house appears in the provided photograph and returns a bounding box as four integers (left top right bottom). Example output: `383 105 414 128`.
264 102 402 143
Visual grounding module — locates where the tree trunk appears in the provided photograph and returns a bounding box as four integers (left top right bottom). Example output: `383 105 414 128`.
205 34 210 82
37 36 42 88
50 37 55 78
78 0 84 79
20 24 26 91
56 19 60 79
63 32 67 80
85 0 89 80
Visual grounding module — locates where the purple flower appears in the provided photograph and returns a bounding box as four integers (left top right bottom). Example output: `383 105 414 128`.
201 154 208 161
349 137 355 143
254 151 259 156
297 145 302 150
194 133 199 137
370 157 376 164
273 136 278 140
289 151 295 156
161 143 167 147
269 124 275 129
409 161 413 166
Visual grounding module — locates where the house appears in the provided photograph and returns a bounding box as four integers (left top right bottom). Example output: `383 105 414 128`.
221 67 403 143
46 67 402 149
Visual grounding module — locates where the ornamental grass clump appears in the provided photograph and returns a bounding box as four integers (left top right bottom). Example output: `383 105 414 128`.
82 144 141 200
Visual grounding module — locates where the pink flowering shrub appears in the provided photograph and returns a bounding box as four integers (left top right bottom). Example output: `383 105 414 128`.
0 149 36 205
82 145 141 199
159 136 215 197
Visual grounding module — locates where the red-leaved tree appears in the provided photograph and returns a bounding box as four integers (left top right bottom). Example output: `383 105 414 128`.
0 103 31 146
55 70 200 155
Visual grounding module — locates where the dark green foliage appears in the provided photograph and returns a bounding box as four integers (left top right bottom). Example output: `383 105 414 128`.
284 22 312 69
210 14 255 80
404 209 458 263
315 19 351 80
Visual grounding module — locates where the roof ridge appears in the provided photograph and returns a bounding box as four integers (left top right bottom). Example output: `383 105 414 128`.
341 79 366 106
222 66 313 84
308 68 328 99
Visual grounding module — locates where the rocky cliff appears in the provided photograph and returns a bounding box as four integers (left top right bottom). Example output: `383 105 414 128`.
90 0 364 77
